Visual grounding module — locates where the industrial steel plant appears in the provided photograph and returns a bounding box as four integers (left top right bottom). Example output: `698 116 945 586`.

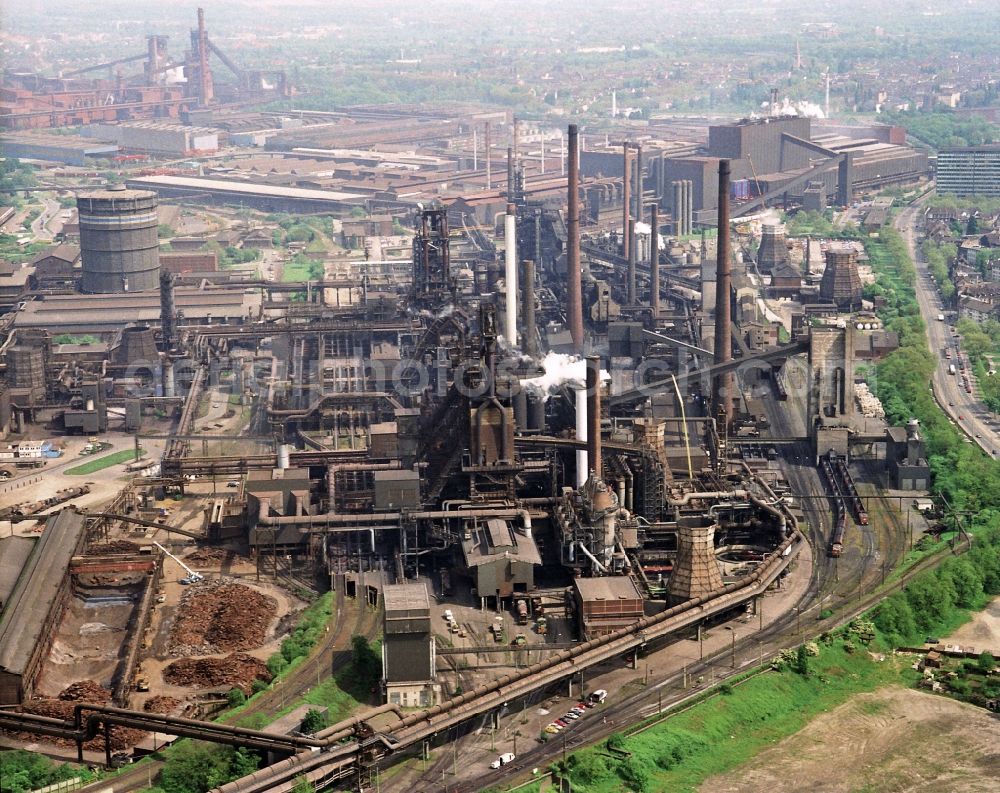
2 3 986 792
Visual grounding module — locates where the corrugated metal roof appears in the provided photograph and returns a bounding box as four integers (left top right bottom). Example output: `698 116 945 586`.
126 175 366 202
0 536 35 608
383 582 430 612
0 511 86 677
574 576 642 601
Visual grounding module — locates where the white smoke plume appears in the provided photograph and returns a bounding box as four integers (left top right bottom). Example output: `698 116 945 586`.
521 351 609 399
757 98 826 119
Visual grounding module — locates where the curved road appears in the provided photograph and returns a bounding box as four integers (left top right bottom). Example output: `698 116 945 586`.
896 197 1000 455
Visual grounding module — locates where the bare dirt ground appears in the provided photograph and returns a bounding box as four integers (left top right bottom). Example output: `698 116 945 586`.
945 595 1000 651
702 686 1000 793
35 582 145 697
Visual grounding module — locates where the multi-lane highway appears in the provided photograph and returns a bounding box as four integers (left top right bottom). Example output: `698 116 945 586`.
896 199 1000 456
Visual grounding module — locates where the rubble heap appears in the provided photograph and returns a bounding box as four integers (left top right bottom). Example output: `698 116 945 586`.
59 680 111 703
11 682 145 751
169 579 278 656
185 547 248 567
87 540 141 555
143 695 182 714
163 653 271 694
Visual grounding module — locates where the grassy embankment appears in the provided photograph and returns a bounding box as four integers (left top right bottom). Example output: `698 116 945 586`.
488 222 1000 793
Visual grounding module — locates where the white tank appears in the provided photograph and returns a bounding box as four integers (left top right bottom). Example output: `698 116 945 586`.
277 444 292 470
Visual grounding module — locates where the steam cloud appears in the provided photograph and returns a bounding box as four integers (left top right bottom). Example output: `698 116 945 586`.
521 351 609 399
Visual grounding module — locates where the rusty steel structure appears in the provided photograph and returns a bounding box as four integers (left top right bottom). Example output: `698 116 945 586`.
410 208 454 308
1 7 289 130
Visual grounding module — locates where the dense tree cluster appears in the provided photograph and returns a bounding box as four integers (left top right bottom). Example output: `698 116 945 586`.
884 110 1000 149
0 750 89 793
874 532 1000 645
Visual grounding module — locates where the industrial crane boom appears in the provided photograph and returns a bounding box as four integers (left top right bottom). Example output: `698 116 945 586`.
153 541 204 583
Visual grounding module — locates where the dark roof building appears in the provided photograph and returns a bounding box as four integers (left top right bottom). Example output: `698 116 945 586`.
15 287 262 335
0 510 87 705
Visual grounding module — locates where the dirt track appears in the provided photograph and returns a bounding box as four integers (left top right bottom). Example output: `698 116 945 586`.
702 686 1000 793
945 595 1000 651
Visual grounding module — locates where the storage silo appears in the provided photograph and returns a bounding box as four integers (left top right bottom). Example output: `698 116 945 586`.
77 186 161 293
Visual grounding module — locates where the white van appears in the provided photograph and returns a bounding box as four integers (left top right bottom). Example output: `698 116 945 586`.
588 689 608 704
490 752 515 769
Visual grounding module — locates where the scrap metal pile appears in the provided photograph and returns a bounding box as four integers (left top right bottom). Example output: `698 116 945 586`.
87 540 142 555
13 681 146 751
142 695 182 714
168 579 277 656
162 654 271 694
184 547 248 567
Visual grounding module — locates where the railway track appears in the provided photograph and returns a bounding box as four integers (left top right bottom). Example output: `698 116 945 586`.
230 591 379 727
74 591 379 793
430 533 971 793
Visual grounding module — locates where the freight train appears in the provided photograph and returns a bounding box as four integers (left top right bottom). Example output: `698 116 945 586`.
829 452 868 525
819 454 847 557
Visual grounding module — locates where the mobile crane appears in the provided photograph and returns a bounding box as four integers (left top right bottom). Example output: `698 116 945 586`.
153 541 204 584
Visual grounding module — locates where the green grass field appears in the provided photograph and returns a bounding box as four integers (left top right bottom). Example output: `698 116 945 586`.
65 449 141 476
528 640 910 793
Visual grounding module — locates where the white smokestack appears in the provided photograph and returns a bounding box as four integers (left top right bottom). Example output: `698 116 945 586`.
504 207 518 346
575 386 588 488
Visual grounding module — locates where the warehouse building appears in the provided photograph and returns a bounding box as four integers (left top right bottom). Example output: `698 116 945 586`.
31 243 81 289
0 133 118 166
654 117 929 218
460 517 541 606
0 260 34 314
125 175 366 213
14 287 262 335
0 510 87 705
83 122 219 156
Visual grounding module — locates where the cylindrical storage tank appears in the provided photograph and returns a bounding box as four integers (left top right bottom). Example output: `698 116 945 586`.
78 186 161 294
277 444 292 470
528 391 545 432
513 388 528 432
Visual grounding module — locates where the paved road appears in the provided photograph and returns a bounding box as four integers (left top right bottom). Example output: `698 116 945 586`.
30 197 61 242
896 200 1000 456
